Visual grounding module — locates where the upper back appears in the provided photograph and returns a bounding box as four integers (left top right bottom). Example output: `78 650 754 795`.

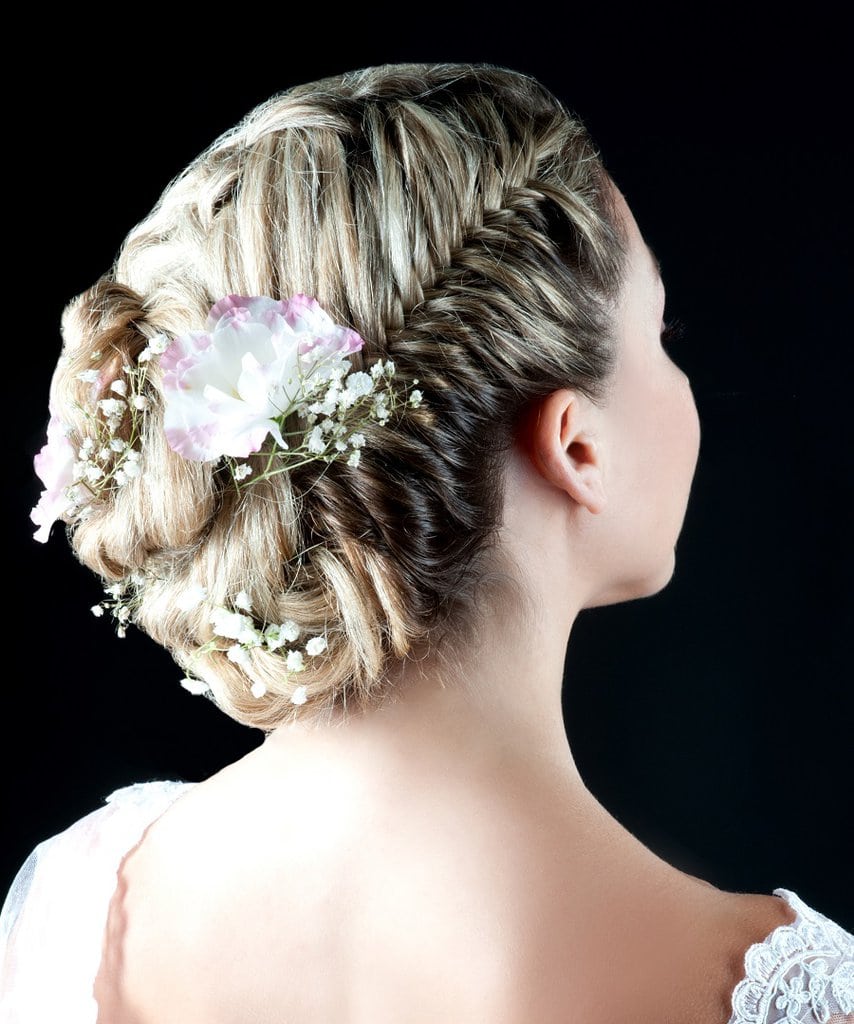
91 757 803 1024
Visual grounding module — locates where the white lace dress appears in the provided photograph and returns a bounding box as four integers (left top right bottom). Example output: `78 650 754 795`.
2 782 852 1023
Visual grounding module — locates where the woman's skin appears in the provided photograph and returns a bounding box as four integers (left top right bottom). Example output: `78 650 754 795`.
95 190 795 1023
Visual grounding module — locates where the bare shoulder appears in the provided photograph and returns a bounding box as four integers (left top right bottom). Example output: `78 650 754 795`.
489 883 798 1024
676 887 798 1024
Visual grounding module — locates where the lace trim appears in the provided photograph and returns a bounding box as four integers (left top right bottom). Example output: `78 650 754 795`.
728 888 854 1024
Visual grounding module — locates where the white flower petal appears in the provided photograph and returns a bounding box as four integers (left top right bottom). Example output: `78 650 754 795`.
161 295 363 463
31 414 78 543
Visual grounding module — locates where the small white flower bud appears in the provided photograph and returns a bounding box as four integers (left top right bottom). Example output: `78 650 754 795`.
345 371 374 398
98 398 126 417
227 645 251 667
147 333 170 355
211 607 252 640
286 650 305 673
181 677 210 696
279 620 301 643
305 636 328 656
307 425 326 455
291 684 308 705
237 625 262 646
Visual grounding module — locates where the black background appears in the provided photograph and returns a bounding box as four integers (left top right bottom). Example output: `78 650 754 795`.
7 23 852 929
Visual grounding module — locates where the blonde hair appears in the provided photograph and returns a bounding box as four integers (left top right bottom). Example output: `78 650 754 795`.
51 62 627 729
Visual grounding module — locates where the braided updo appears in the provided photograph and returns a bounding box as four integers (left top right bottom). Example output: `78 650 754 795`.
49 62 627 729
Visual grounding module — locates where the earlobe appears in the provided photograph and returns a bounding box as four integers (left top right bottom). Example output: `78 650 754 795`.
517 390 607 515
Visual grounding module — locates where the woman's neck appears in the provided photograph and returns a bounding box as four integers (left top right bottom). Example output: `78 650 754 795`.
265 587 590 813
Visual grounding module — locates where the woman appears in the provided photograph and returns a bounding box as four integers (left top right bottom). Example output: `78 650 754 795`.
2 62 851 1023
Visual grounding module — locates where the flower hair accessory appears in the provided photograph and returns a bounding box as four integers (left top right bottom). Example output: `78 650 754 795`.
32 293 421 538
31 293 423 701
160 293 421 478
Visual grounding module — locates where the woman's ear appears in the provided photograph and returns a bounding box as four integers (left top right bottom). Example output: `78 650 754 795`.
516 389 607 514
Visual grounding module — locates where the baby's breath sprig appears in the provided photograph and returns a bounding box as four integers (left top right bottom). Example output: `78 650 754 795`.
227 360 422 486
89 576 330 705
32 295 426 544
72 334 167 503
90 574 144 638
175 586 329 704
30 334 168 542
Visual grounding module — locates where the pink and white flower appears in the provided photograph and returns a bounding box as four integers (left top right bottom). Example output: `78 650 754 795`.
160 294 364 462
31 413 78 543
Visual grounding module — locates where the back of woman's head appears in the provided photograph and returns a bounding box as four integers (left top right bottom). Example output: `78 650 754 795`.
48 62 627 728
